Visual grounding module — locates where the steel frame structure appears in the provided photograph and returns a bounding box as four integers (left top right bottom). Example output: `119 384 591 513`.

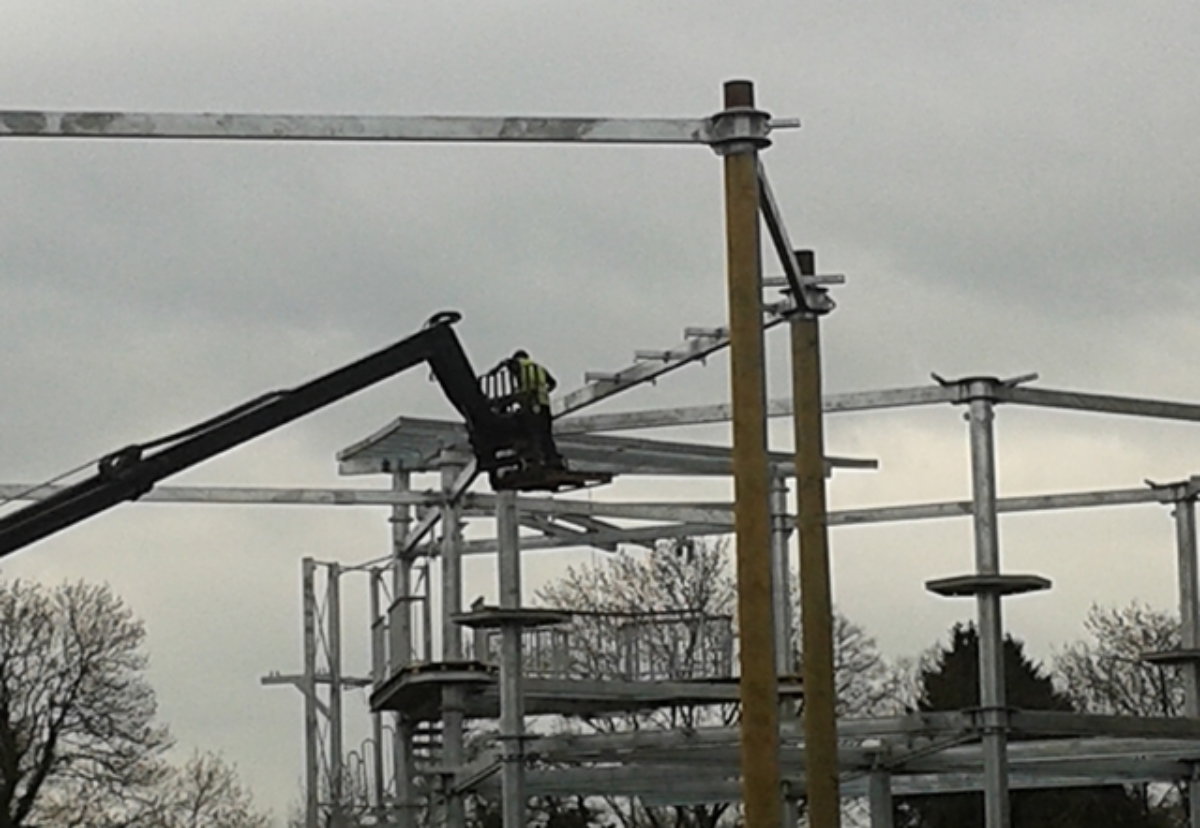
6 370 1200 826
7 81 1200 828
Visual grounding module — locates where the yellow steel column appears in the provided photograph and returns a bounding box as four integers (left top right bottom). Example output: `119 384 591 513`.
792 250 841 828
720 79 781 828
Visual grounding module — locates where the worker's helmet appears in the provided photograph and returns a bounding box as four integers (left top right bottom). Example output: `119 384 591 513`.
512 349 529 360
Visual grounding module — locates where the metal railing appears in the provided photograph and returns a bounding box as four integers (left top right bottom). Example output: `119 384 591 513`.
476 610 735 682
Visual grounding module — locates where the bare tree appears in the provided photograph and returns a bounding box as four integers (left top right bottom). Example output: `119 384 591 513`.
794 605 901 719
537 539 738 828
141 751 274 828
1054 601 1184 718
1053 602 1187 820
0 579 171 827
536 539 898 828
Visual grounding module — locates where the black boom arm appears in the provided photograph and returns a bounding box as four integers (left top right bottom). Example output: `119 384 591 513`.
0 313 498 558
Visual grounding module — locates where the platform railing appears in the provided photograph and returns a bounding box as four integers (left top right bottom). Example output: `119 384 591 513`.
476 610 735 681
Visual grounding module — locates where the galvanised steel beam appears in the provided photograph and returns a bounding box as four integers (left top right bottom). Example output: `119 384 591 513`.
0 111 780 146
998 385 1200 422
4 479 1183 535
526 712 975 759
1010 710 1200 740
0 482 441 507
460 521 729 556
557 382 1200 434
555 385 959 434
494 767 1200 803
829 486 1164 526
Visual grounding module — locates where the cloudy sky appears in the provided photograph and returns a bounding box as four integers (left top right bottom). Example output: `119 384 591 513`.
4 0 1200 819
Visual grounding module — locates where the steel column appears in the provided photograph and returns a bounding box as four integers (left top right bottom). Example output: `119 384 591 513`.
770 474 794 676
771 476 801 828
302 558 319 828
768 475 796 820
328 562 345 827
391 472 414 668
496 490 527 828
1176 496 1200 713
966 386 1011 828
867 772 894 828
390 471 417 828
1173 495 1200 828
369 568 386 815
719 79 781 828
791 252 840 828
440 464 466 828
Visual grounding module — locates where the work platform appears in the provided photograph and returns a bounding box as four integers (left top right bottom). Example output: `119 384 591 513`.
336 416 876 478
369 660 802 721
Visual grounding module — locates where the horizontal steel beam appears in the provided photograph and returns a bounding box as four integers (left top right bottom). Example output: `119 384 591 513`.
558 382 1200 433
999 385 1200 423
0 111 730 145
1011 710 1200 740
461 521 728 556
503 765 1195 803
556 385 959 434
3 479 1178 537
467 492 733 525
829 485 1163 526
0 482 440 508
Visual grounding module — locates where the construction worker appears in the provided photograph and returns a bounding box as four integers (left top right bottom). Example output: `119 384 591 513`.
506 349 563 468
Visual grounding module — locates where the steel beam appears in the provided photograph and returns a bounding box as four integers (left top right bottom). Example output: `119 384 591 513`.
830 485 1162 526
460 520 728 555
999 385 1200 423
0 482 441 508
555 385 959 434
757 165 834 314
0 111 740 145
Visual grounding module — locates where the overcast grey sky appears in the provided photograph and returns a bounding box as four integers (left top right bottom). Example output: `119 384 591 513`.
4 0 1200 819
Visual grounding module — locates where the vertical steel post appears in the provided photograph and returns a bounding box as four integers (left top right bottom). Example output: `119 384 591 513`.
720 78 782 828
1176 495 1200 713
792 251 840 828
302 558 319 828
422 562 434 663
328 562 345 827
867 772 894 828
770 474 794 676
496 490 527 828
390 472 417 828
391 472 414 668
771 474 801 827
369 568 386 815
1172 494 1200 828
440 463 466 828
966 384 1011 828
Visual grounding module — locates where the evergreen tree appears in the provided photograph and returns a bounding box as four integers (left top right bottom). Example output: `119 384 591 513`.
896 624 1170 828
